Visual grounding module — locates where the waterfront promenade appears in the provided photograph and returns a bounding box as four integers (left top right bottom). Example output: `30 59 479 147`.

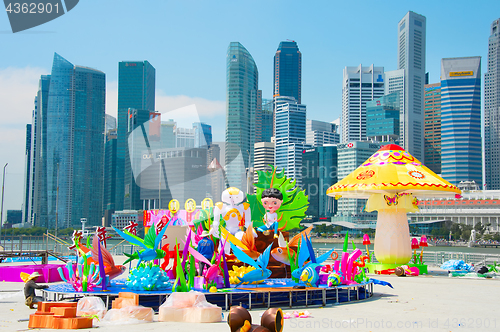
0 255 498 332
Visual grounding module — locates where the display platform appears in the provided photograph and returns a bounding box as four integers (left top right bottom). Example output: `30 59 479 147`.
365 263 428 274
42 278 374 311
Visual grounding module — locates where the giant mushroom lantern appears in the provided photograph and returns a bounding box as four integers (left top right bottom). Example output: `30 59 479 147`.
326 144 460 264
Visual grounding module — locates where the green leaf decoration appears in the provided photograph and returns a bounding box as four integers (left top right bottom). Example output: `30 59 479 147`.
192 208 214 232
248 165 309 231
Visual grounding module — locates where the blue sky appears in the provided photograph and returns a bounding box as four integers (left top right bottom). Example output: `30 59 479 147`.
0 0 499 212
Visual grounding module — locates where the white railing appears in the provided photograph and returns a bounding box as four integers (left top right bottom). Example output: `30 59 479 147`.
314 248 500 266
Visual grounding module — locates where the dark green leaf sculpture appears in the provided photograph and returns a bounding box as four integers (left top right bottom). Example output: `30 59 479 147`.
248 165 309 231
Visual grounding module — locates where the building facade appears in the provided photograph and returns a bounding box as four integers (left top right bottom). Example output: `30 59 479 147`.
440 57 482 186
225 42 258 189
397 11 426 162
139 147 208 209
409 191 500 234
306 120 340 147
336 141 381 220
485 19 500 190
302 146 338 221
424 83 442 174
254 141 275 183
274 41 301 103
116 61 156 212
31 53 105 228
274 96 307 186
22 124 32 226
103 128 117 226
31 75 50 227
366 92 400 142
342 65 385 142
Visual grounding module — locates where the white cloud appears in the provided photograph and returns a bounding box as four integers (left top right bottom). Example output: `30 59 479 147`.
156 91 225 118
0 66 47 126
105 83 225 120
0 67 47 213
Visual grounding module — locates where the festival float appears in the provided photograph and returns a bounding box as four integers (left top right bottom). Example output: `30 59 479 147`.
34 165 398 328
326 144 461 274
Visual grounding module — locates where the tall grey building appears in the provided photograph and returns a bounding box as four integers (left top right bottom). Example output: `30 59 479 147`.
342 65 385 142
274 96 307 186
397 11 426 162
225 42 258 189
306 119 340 147
485 18 500 189
116 61 155 212
31 54 105 228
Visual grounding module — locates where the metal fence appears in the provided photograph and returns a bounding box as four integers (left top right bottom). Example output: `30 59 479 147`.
315 248 500 266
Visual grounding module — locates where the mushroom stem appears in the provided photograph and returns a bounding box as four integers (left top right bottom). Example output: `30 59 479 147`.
374 210 412 264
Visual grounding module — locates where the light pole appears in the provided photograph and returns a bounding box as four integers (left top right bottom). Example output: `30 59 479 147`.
0 163 7 241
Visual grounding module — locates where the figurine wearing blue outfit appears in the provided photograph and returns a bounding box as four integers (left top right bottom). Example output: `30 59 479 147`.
197 230 214 276
257 188 283 238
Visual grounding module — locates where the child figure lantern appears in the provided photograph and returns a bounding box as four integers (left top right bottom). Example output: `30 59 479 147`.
327 144 461 264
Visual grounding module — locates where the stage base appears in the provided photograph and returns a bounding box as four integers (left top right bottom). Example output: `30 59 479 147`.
365 263 428 275
42 278 374 311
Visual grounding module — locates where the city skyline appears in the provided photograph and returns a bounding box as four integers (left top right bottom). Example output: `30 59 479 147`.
0 2 499 212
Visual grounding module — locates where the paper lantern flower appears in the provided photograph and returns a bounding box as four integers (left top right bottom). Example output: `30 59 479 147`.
362 234 371 245
327 144 460 264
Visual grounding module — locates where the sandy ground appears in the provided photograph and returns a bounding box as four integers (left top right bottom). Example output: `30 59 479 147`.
0 256 499 332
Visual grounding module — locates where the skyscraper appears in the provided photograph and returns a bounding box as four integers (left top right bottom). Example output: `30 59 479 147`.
225 42 258 189
22 124 31 225
103 128 117 226
366 92 400 143
274 96 307 186
423 83 442 174
274 41 301 103
32 75 50 227
302 146 337 221
116 61 155 211
336 141 381 220
441 57 482 186
342 65 385 142
397 11 426 162
32 53 105 228
485 18 500 190
306 120 340 147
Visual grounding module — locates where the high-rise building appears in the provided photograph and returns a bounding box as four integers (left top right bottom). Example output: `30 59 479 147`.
306 119 340 147
485 18 500 190
32 75 50 227
336 141 381 220
139 147 208 208
342 65 385 142
22 124 32 225
274 41 301 103
193 122 212 147
105 114 117 133
255 92 274 143
207 143 224 200
103 128 117 226
302 146 338 221
397 11 426 162
423 83 442 174
366 92 400 142
441 57 482 186
116 61 155 212
253 141 275 183
225 42 258 189
274 96 307 186
31 53 105 228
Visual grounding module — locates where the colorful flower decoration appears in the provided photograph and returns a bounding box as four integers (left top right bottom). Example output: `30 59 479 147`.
356 170 375 180
408 170 425 179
